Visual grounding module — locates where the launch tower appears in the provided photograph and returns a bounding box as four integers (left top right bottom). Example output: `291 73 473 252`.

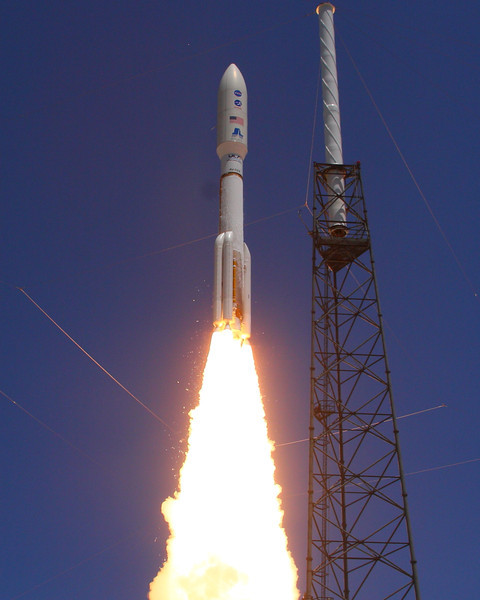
304 5 421 600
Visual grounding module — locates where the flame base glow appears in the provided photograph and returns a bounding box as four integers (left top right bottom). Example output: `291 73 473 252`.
149 329 299 600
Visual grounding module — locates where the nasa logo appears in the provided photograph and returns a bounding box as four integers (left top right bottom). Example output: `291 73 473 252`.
234 90 242 97
234 99 242 107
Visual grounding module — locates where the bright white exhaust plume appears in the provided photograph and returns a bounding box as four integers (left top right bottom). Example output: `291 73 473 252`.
149 329 299 600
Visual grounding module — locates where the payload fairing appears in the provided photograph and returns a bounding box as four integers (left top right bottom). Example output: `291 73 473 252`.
213 64 251 340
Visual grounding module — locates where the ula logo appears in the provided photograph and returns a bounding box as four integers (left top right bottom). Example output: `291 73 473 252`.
234 99 242 107
232 128 244 139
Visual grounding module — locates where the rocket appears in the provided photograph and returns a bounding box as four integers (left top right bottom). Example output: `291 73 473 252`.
213 64 251 340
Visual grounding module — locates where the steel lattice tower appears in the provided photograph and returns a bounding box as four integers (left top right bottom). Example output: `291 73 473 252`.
303 6 421 598
304 162 421 600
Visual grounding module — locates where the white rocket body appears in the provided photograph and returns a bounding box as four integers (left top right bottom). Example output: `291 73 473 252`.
213 64 251 339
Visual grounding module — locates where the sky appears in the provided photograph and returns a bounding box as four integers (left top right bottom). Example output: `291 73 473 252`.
1 1 479 598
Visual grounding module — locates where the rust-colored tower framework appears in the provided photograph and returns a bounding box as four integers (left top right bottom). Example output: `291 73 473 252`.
304 162 421 600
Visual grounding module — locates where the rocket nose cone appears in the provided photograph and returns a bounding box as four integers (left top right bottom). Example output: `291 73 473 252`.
224 63 240 77
219 63 247 94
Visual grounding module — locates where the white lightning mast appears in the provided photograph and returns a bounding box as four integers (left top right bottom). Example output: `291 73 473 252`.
317 2 347 237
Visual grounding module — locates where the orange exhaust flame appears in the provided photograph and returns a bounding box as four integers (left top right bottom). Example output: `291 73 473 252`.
149 329 299 600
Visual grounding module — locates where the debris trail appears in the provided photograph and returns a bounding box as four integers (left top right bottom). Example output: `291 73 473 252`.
18 288 173 432
1 388 97 466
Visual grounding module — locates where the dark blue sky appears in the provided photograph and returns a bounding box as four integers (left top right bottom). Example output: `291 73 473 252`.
2 2 479 599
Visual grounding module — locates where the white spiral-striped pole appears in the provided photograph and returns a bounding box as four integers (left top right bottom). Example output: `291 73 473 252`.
317 3 347 237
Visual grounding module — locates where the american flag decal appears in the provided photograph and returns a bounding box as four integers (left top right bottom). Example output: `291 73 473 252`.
229 116 244 126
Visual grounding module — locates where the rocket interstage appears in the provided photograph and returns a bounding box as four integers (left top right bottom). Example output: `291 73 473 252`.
213 64 251 339
317 3 347 238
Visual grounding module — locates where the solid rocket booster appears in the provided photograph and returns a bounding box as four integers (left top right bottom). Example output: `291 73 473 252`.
213 64 251 339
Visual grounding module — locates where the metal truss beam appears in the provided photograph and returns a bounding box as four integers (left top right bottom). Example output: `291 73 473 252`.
305 163 421 600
